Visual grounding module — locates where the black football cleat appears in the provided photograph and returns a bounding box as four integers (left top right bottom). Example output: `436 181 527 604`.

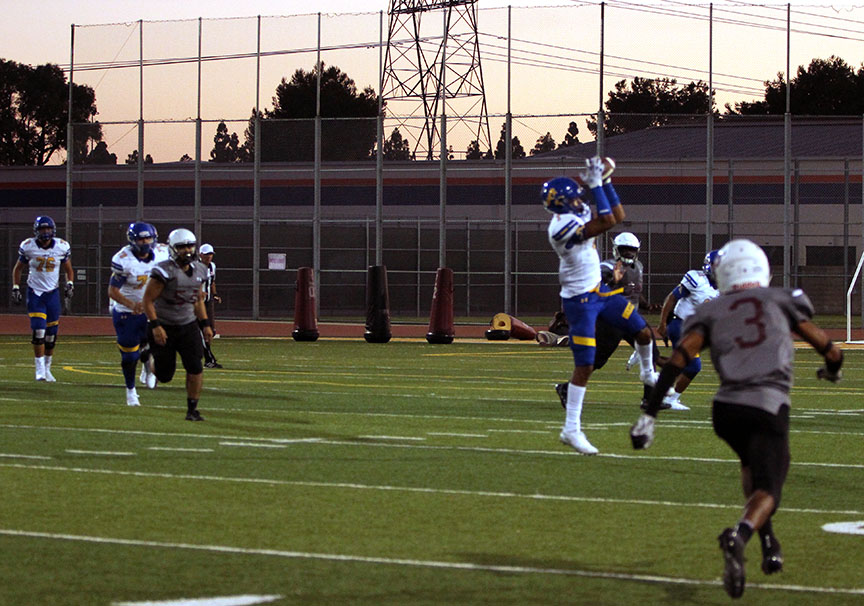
555 383 568 409
718 528 746 599
185 410 205 421
760 534 783 575
639 398 671 412
205 361 223 369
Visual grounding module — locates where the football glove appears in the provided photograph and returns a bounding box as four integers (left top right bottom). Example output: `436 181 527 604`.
579 156 604 189
11 285 23 305
64 282 74 299
816 366 842 383
816 349 843 383
602 157 616 184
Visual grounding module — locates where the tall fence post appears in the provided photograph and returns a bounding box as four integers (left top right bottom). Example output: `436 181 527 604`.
65 24 75 247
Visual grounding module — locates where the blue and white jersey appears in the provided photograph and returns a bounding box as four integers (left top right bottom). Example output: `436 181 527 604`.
673 269 719 320
18 237 71 295
109 243 170 313
548 204 600 298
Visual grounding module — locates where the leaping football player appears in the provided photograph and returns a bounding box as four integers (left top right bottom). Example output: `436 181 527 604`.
544 156 658 455
11 216 74 382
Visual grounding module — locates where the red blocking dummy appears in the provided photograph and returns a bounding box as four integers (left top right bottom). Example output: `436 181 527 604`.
426 267 455 344
292 267 320 342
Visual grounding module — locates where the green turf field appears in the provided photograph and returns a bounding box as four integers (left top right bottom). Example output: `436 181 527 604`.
1 336 862 605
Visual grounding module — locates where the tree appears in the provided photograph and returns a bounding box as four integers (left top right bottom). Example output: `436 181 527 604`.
125 150 153 165
465 139 483 159
728 56 864 116
587 77 710 137
530 132 556 156
179 154 193 162
209 121 248 163
558 121 580 148
0 59 101 165
83 141 116 165
382 127 411 160
254 63 380 162
493 123 525 160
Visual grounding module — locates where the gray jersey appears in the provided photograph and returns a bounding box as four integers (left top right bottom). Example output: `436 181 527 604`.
150 259 208 326
600 257 644 306
683 287 814 414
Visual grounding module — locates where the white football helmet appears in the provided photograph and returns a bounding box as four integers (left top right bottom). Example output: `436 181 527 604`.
613 232 640 266
714 239 771 294
167 228 197 263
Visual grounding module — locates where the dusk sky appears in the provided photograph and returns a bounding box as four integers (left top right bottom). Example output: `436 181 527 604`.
3 1 863 162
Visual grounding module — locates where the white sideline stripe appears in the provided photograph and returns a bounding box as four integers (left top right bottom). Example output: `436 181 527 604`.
0 453 52 460
65 449 135 456
358 435 426 441
3 462 863 516
113 596 282 606
427 432 488 438
220 442 286 449
2 529 862 597
147 447 215 453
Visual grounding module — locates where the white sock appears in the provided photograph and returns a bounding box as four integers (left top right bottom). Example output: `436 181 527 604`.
45 355 52 371
35 356 45 375
564 383 587 433
637 342 653 371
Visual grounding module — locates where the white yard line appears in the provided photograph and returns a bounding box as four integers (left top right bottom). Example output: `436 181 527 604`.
147 447 215 453
2 462 863 516
1 529 862 597
65 449 135 456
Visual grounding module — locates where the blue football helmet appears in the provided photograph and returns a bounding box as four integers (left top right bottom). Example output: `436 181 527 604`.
541 177 585 214
127 222 158 256
703 249 720 286
33 215 56 242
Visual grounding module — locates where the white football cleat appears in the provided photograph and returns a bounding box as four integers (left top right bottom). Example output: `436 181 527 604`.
640 368 659 387
559 429 599 455
140 360 157 389
126 388 141 407
44 369 57 382
630 413 655 449
625 350 640 371
35 372 46 382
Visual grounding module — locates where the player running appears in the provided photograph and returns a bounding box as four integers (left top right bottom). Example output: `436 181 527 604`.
108 222 169 406
653 249 721 409
630 239 843 599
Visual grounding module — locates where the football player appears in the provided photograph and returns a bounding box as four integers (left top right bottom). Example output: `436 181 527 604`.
143 228 212 421
554 231 665 411
11 216 74 382
108 222 169 406
198 243 222 368
631 239 843 599
654 249 720 409
544 156 658 455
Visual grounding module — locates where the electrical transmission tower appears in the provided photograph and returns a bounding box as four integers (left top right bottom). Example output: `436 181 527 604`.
382 0 491 160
